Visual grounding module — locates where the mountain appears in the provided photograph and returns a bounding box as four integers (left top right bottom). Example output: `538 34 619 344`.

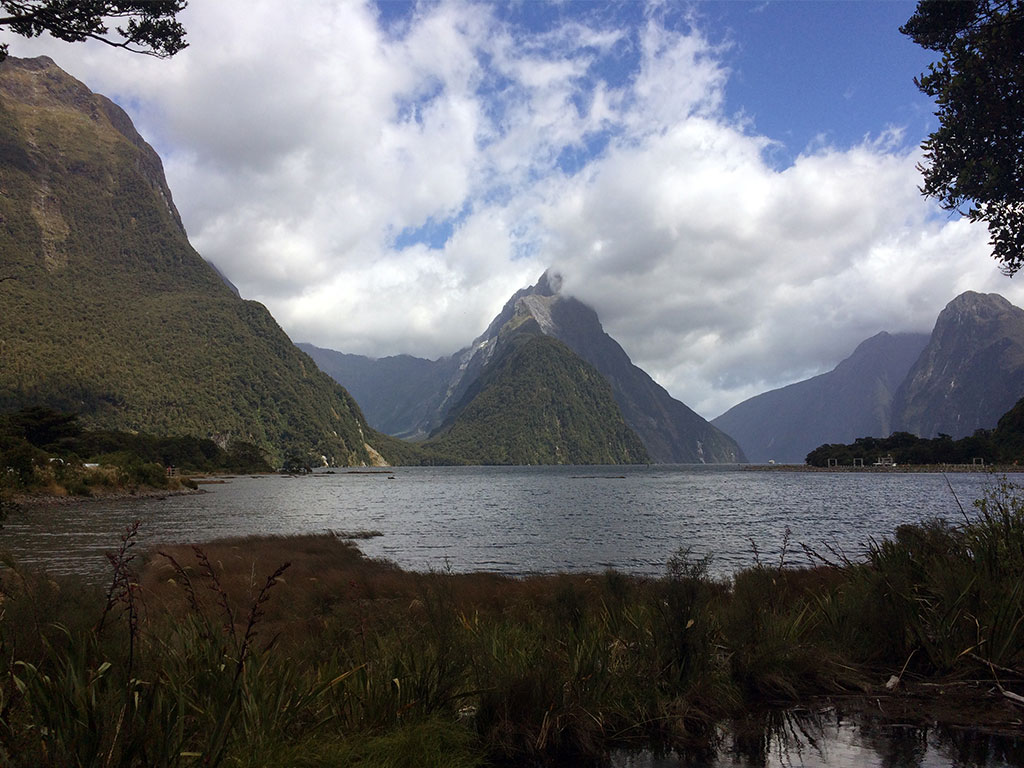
891 291 1024 439
303 272 745 464
712 332 929 463
427 330 649 465
297 345 460 441
0 55 387 466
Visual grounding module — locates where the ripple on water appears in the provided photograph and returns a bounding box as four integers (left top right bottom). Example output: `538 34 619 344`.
2 465 1000 582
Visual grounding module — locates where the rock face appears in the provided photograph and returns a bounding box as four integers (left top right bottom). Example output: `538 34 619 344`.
0 56 383 465
712 332 929 463
891 292 1024 439
303 272 746 464
297 346 462 441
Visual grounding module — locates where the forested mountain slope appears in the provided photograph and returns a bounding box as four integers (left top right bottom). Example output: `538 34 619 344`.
426 329 649 465
0 56 384 466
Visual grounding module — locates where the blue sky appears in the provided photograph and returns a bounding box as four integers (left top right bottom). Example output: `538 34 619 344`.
1 1 1013 417
706 1 938 158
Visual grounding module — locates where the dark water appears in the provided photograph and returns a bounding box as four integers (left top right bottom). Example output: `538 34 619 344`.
2 465 1022 767
0 464 1000 579
611 707 1024 767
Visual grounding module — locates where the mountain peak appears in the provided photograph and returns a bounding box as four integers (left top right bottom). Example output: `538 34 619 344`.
941 291 1015 323
534 270 563 297
893 291 1024 438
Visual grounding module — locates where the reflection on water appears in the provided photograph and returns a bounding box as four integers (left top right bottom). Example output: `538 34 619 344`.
611 708 1024 767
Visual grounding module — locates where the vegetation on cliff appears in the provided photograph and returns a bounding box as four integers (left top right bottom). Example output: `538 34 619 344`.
0 56 379 466
426 334 649 465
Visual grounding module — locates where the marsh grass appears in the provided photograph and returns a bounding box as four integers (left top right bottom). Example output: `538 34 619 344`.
2 483 1024 765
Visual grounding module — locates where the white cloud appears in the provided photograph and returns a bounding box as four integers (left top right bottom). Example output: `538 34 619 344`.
3 0 1021 420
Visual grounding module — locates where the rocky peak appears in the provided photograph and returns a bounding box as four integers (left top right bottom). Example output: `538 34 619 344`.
936 291 1016 330
892 291 1024 438
473 270 565 346
534 269 563 296
514 294 559 336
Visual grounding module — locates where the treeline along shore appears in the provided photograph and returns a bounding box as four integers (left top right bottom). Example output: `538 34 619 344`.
745 463 1024 473
1 481 1023 766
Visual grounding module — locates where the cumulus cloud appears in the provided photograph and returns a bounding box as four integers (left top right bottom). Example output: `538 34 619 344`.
2 0 1019 416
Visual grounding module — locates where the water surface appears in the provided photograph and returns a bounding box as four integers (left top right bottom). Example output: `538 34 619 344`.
2 464 998 580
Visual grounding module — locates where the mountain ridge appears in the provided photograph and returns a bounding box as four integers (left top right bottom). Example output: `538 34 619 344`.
0 55 386 466
891 291 1024 439
714 290 1024 462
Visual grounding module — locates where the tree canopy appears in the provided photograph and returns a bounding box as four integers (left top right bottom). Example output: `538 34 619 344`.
901 0 1024 274
0 1 187 62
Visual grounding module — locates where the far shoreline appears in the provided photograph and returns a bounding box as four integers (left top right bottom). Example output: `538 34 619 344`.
741 462 1024 473
11 484 206 508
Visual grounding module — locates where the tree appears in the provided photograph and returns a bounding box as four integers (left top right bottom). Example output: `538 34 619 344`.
0 1 187 62
901 0 1024 274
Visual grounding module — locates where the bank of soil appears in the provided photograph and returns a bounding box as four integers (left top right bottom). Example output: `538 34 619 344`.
12 483 204 507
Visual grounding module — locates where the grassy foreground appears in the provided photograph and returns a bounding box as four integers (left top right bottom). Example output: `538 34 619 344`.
1 483 1023 766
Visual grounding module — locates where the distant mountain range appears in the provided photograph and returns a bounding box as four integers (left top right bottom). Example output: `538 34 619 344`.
713 291 1024 463
712 332 929 464
301 271 745 464
0 55 387 466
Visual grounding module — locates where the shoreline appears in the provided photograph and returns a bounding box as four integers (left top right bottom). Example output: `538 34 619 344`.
740 463 1024 473
11 484 206 507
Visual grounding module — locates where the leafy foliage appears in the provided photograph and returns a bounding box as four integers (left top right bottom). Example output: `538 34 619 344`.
0 407 272 496
902 0 1024 273
806 430 994 467
0 1 187 62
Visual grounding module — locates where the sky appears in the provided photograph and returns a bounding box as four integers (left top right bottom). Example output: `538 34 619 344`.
2 0 1021 419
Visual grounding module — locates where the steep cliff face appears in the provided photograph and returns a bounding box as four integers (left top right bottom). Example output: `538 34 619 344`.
892 292 1024 439
305 272 745 464
0 56 381 465
297 345 461 441
712 332 929 463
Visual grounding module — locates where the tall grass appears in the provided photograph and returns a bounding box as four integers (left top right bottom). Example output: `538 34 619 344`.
2 481 1023 765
